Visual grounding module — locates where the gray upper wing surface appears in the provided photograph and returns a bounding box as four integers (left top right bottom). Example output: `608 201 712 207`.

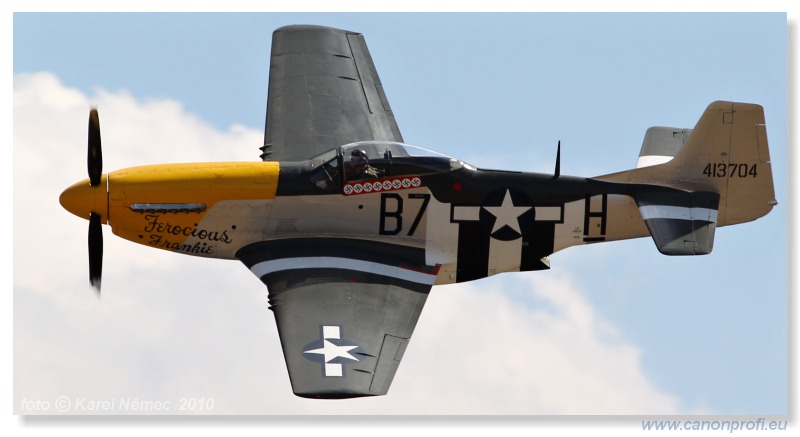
237 238 438 398
261 25 404 162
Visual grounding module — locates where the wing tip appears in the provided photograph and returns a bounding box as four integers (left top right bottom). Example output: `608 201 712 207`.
294 391 380 400
273 24 357 36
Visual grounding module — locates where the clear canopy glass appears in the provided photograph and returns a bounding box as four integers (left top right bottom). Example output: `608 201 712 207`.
309 141 473 191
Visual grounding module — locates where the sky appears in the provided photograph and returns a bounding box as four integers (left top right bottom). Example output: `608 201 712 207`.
7 5 797 434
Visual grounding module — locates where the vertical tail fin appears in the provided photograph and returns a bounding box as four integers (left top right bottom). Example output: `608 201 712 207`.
596 101 776 255
598 101 776 226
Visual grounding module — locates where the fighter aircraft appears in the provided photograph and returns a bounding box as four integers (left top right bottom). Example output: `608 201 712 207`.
59 25 776 399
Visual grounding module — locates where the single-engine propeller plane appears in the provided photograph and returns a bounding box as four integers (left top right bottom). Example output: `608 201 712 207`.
60 25 776 399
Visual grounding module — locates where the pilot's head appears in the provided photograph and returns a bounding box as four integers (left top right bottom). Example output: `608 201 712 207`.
350 149 369 167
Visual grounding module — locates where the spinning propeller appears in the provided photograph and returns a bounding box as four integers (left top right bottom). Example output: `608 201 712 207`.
59 109 121 294
86 109 104 292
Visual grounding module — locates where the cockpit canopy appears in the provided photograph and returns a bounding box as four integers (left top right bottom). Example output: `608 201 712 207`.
309 141 472 191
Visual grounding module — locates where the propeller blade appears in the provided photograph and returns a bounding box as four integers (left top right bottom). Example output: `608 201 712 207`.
89 212 103 293
88 109 103 187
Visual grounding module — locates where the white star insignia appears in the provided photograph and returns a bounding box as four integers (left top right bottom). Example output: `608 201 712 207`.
304 339 359 363
483 189 531 234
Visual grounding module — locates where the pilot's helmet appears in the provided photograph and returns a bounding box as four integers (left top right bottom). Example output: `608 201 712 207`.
351 149 369 166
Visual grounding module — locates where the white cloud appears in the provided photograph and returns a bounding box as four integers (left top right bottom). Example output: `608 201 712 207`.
387 274 683 415
13 72 682 415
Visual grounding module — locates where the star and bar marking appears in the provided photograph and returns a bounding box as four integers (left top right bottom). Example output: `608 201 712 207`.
302 325 361 377
451 189 563 240
483 189 531 235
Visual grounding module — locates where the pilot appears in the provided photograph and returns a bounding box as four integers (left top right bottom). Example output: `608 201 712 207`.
349 149 383 179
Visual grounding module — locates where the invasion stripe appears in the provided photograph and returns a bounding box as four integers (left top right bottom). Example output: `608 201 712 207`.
250 257 438 285
639 205 718 222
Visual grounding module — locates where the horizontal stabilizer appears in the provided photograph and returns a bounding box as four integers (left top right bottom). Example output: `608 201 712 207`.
636 190 720 255
636 127 691 168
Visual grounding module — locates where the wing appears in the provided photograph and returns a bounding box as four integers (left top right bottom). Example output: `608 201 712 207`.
237 238 438 398
261 25 404 162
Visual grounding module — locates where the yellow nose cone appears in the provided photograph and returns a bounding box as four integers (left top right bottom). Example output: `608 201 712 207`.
59 175 109 223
